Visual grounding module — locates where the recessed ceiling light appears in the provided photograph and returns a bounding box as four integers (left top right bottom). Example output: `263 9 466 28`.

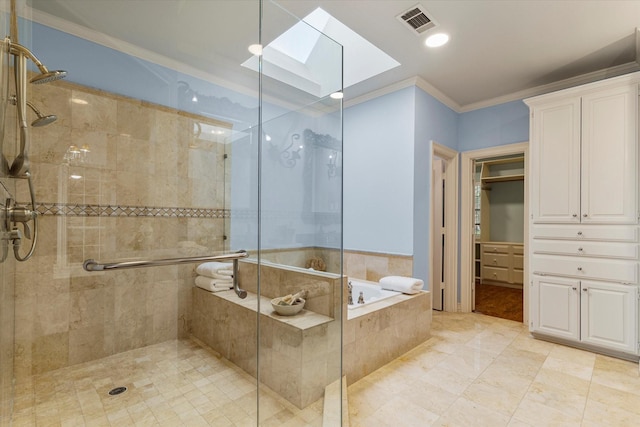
248 44 263 56
425 33 449 48
330 91 343 99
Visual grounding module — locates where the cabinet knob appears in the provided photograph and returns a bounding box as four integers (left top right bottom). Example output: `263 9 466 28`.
572 213 578 218
582 288 588 292
577 231 583 236
493 259 497 264
578 247 583 252
572 287 577 290
577 267 583 271
583 213 588 218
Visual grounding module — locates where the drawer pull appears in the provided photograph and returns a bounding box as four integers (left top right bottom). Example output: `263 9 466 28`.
493 259 497 264
572 213 578 218
577 247 583 253
582 288 588 292
577 267 583 271
572 287 577 290
577 231 583 236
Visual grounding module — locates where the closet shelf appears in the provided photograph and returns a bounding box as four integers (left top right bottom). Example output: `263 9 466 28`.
481 174 524 183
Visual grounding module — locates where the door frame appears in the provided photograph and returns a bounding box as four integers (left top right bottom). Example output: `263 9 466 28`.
429 142 458 312
459 142 529 322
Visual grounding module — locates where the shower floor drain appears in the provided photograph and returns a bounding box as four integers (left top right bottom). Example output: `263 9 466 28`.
108 386 127 396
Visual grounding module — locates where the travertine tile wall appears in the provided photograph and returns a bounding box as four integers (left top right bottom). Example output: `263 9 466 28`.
12 79 229 380
260 247 414 281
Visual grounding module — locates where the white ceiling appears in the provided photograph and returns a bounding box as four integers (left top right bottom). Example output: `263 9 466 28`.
26 0 640 112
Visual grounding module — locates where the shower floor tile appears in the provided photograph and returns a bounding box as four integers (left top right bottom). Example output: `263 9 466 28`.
11 339 324 426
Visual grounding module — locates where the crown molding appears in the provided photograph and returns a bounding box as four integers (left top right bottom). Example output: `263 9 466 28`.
459 61 640 112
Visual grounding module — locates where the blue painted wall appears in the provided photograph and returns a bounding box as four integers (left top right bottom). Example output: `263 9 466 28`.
458 100 530 151
343 87 415 255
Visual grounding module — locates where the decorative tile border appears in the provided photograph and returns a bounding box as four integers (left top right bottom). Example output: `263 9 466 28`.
35 202 229 218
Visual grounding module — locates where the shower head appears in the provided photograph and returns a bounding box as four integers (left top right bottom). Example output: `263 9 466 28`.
25 101 56 127
31 114 57 127
30 70 67 85
10 42 67 85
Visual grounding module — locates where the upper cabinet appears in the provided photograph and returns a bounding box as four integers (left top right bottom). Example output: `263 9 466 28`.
527 81 638 224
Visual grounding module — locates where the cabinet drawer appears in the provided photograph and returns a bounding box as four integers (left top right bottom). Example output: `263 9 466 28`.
513 254 524 269
531 225 638 242
483 244 509 254
482 253 509 268
531 254 638 284
482 266 509 282
532 241 639 260
512 245 524 255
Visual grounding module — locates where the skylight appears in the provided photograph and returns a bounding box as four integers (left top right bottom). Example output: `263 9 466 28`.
242 7 400 98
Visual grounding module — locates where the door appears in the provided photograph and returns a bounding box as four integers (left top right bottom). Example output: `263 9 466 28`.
531 275 580 340
432 158 445 310
580 280 637 353
581 84 638 224
531 97 581 223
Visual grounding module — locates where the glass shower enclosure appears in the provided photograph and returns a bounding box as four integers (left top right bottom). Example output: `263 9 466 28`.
0 0 343 425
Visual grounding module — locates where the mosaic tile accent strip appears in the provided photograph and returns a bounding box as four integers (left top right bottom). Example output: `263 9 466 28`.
34 202 229 218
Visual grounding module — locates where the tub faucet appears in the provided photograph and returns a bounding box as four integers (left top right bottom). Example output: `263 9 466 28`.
358 291 365 304
347 281 353 305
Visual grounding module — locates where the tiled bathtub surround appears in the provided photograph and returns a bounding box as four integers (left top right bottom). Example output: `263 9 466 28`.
12 79 229 380
191 261 344 409
344 288 432 385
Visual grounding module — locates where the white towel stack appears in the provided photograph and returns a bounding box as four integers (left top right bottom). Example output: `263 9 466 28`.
379 276 424 294
194 262 234 292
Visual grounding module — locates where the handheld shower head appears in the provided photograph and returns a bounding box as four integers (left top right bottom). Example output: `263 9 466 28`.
31 113 57 127
9 96 58 127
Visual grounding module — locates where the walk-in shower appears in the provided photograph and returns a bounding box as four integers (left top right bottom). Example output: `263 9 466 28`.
0 0 343 425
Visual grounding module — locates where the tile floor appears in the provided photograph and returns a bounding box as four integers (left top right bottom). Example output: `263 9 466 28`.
10 339 325 426
10 311 640 426
348 311 640 426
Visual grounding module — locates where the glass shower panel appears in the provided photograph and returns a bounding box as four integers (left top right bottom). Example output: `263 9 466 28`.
259 1 343 424
9 0 263 425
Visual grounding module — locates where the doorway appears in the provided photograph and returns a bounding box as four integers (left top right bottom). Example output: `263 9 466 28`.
473 154 525 322
429 142 458 312
460 142 529 323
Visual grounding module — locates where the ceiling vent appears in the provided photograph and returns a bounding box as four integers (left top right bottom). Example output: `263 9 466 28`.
396 4 437 35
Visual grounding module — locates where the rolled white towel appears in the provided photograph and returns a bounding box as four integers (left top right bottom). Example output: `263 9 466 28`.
195 275 233 292
379 276 424 294
196 262 234 279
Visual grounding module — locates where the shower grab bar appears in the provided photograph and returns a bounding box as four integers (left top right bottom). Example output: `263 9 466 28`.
83 250 249 299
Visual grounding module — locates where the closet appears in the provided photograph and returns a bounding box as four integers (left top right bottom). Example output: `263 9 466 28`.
476 157 525 287
473 156 525 322
525 72 639 359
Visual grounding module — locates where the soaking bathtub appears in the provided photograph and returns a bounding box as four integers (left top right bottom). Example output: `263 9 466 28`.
347 279 400 310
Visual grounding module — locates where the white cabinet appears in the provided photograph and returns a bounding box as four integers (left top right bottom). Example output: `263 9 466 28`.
532 276 637 354
529 84 638 224
526 72 640 359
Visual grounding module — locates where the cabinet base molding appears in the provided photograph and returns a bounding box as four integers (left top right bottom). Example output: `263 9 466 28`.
531 332 639 362
479 280 523 289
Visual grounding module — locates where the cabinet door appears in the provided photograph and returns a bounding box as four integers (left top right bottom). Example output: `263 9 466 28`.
531 275 580 340
581 85 638 224
531 98 581 223
580 280 637 354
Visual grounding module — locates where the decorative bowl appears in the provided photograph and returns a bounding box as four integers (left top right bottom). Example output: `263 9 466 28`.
271 297 306 316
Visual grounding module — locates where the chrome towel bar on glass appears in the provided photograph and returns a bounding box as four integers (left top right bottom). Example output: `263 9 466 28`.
83 250 249 299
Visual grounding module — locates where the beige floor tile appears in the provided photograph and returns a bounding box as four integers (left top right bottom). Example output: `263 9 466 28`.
432 396 511 427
